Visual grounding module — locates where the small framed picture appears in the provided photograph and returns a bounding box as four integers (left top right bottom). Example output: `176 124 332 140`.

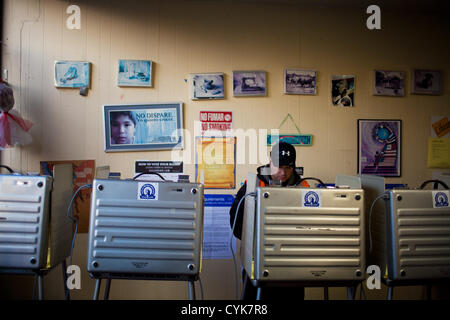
358 119 401 177
190 73 225 100
103 102 184 152
284 69 317 95
118 59 153 87
411 69 442 95
233 71 266 96
332 75 355 107
373 70 405 97
54 61 91 88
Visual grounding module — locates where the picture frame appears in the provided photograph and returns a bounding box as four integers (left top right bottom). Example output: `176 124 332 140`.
54 61 91 88
190 73 225 100
233 70 266 96
118 59 153 87
411 69 442 95
103 102 184 152
284 69 317 95
373 70 405 97
358 119 401 177
332 75 355 107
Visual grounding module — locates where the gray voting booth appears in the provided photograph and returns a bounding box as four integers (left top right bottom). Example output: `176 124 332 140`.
0 164 74 299
240 173 366 299
361 175 450 299
87 178 204 299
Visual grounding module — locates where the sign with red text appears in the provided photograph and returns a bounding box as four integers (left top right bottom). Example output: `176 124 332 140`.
199 111 232 134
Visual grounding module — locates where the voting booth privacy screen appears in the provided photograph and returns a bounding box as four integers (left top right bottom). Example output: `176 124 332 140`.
0 165 74 271
87 179 204 279
241 174 366 285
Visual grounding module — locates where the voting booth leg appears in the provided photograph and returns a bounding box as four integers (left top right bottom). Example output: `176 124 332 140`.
387 286 394 300
188 280 196 300
93 278 102 300
347 286 356 300
256 287 262 300
37 273 44 300
61 259 70 300
104 278 111 300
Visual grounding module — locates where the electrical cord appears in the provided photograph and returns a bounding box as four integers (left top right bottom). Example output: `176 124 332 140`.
133 172 166 181
229 191 256 300
67 184 93 266
0 164 15 173
368 191 390 253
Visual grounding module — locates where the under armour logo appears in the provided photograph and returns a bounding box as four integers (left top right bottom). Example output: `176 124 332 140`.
281 151 290 156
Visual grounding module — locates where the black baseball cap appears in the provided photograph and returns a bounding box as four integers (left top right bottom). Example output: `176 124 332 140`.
270 142 296 168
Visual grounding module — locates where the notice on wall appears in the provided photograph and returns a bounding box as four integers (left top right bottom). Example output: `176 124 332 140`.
135 160 183 181
202 194 236 260
427 138 450 168
199 111 232 135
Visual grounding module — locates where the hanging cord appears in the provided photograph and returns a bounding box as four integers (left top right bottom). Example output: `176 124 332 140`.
229 192 256 300
0 164 15 173
67 184 92 266
368 191 390 253
418 179 449 190
133 172 166 181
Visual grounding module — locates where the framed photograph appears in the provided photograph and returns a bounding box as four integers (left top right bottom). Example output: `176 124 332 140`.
284 69 317 95
358 119 401 177
411 69 442 95
118 59 153 87
332 75 354 106
54 61 91 88
190 73 225 100
233 70 266 96
374 70 405 96
103 102 183 152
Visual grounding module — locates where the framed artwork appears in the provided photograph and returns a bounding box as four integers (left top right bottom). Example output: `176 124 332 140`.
190 73 225 100
358 119 401 177
54 61 91 88
411 69 442 95
284 69 317 95
332 75 355 107
233 70 266 96
118 59 153 87
374 70 405 96
103 102 183 152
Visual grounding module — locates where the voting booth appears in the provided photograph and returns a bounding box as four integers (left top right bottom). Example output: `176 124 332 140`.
0 164 74 299
87 178 204 299
361 175 450 299
240 173 366 299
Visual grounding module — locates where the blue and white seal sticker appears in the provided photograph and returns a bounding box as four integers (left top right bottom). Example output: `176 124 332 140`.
302 190 322 207
432 190 449 208
137 182 159 200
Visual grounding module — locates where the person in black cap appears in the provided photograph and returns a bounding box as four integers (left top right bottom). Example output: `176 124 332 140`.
229 141 309 300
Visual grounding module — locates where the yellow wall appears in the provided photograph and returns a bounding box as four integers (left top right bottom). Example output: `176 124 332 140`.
1 0 449 300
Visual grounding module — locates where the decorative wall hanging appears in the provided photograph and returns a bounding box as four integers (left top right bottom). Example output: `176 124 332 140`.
54 61 91 88
267 113 312 146
332 75 355 107
373 70 405 97
233 70 266 96
118 59 153 87
190 73 225 100
284 69 317 95
411 69 442 95
358 119 401 177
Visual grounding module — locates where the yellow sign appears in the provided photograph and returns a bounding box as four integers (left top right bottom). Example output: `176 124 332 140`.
195 137 236 189
427 138 450 168
432 116 450 138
